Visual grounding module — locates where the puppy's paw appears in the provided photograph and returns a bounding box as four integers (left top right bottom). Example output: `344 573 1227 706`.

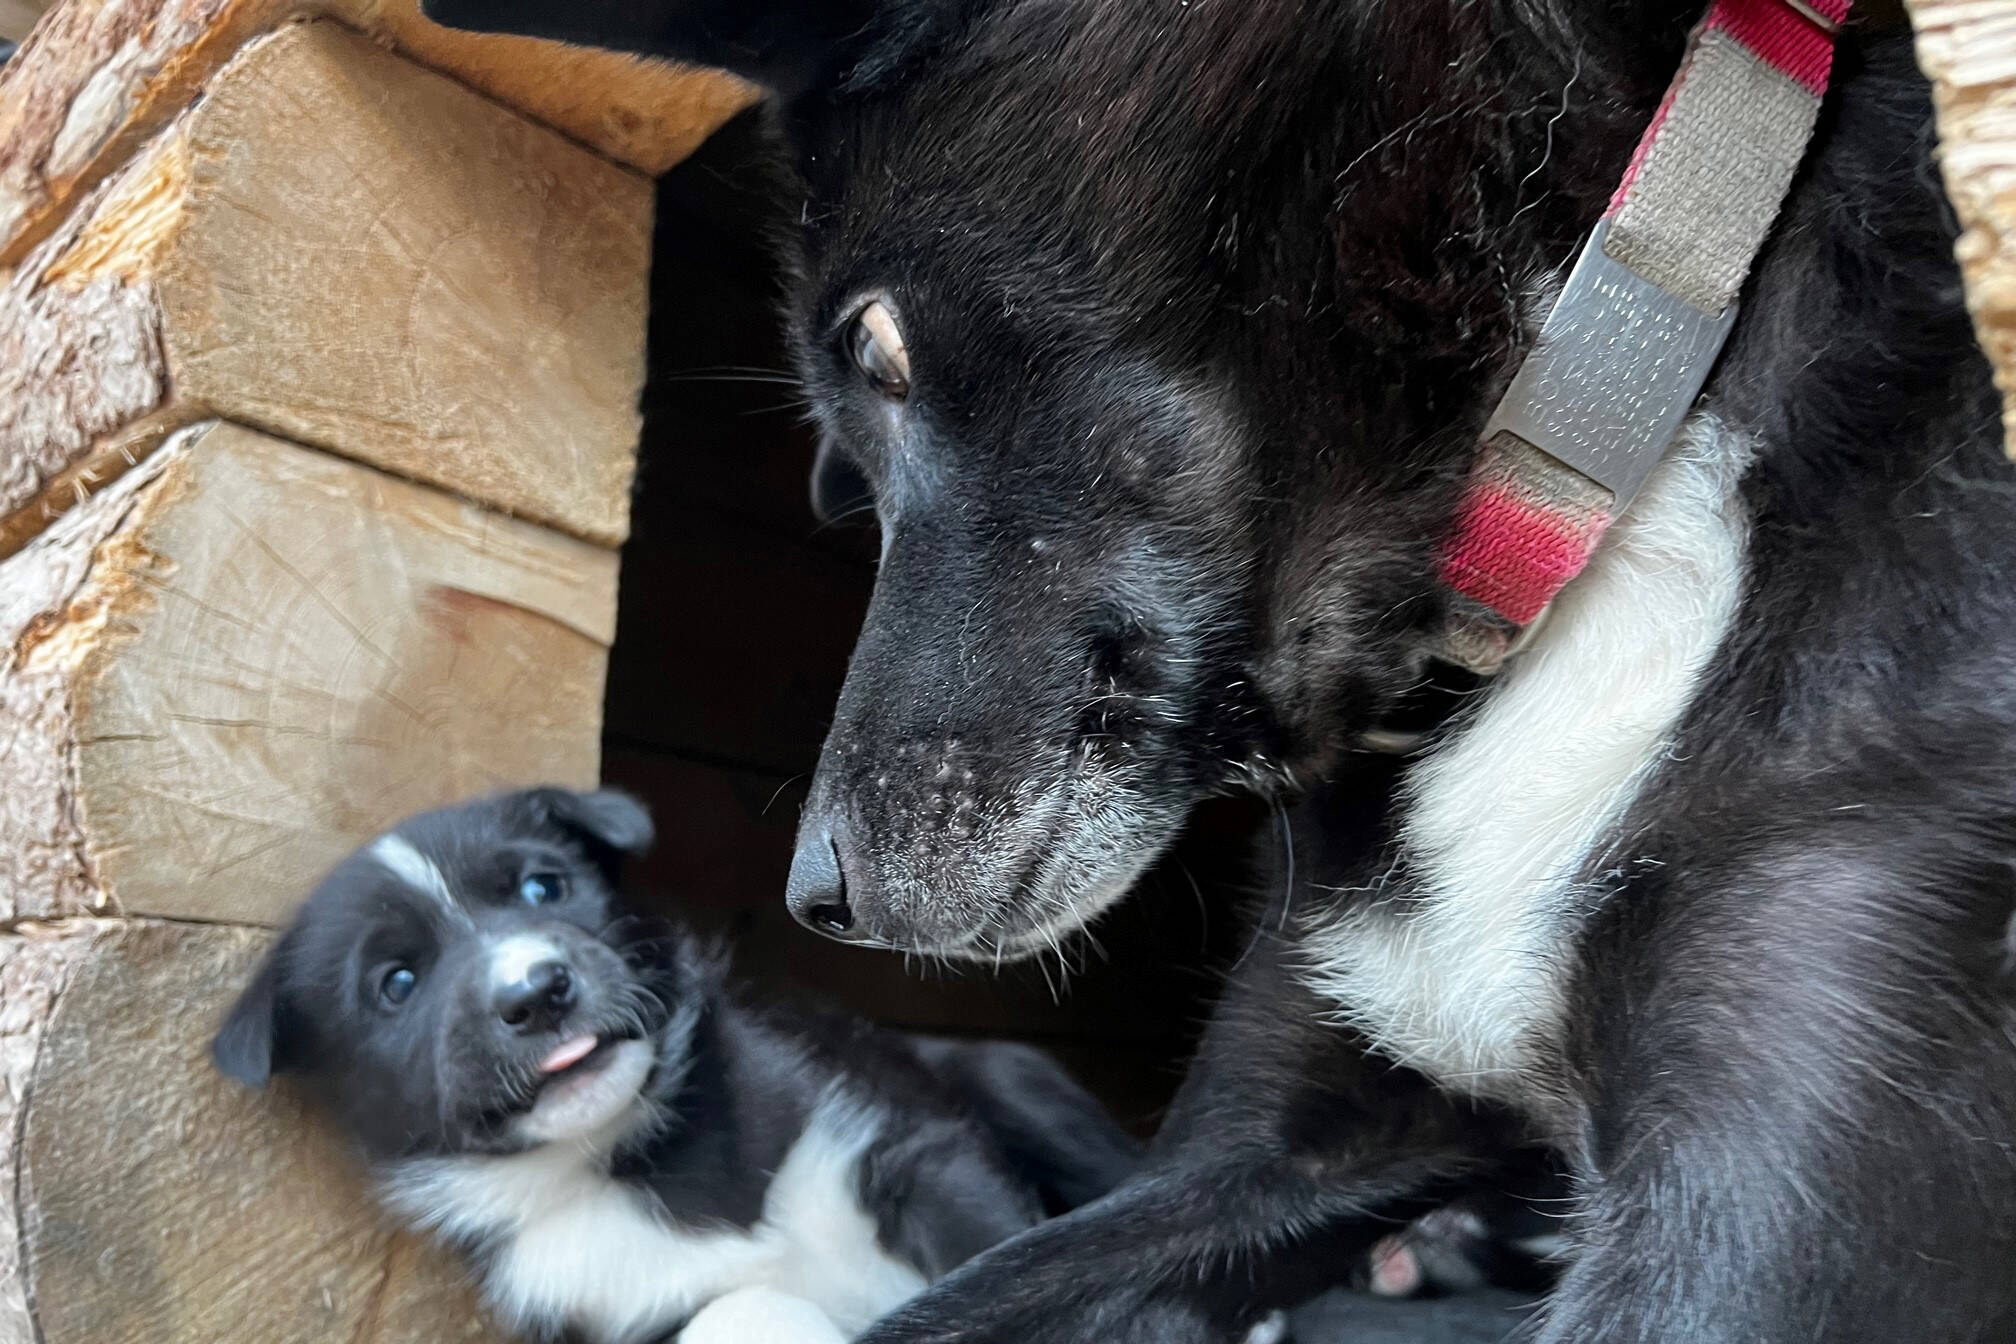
1359 1199 1565 1299
1241 1309 1290 1344
1365 1232 1432 1298
679 1287 848 1344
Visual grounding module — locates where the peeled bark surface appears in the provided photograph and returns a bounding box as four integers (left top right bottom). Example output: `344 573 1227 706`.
0 420 614 927
0 0 752 267
1909 0 2016 459
1 21 653 551
0 143 174 552
1 920 494 1344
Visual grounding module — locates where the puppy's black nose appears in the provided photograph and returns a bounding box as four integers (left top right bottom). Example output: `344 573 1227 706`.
495 961 575 1033
786 829 868 943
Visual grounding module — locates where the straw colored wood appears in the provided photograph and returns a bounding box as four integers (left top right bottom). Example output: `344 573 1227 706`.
0 920 494 1344
0 22 653 554
0 420 615 927
0 0 752 267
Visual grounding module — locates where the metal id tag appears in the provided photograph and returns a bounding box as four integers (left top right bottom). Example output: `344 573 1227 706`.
1484 220 1741 510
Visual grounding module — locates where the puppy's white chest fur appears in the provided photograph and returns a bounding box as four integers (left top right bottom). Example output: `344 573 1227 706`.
1299 421 1752 1099
387 1093 925 1343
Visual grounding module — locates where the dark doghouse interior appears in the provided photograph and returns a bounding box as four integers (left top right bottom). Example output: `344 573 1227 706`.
599 111 1262 1130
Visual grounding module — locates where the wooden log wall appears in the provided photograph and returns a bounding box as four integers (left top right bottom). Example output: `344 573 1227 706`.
0 4 748 1339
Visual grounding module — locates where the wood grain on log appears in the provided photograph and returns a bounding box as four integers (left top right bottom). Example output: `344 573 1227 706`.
1 920 494 1344
1 21 652 552
0 922 91 1344
0 0 752 268
0 150 174 548
1908 0 2016 460
0 419 615 927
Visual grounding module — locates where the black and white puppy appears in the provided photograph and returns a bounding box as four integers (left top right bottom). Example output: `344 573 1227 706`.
212 787 1141 1344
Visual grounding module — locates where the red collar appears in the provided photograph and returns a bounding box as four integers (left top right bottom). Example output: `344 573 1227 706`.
1438 0 1850 673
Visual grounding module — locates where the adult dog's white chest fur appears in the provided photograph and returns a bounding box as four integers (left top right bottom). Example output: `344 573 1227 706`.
385 1091 926 1343
1299 419 1753 1101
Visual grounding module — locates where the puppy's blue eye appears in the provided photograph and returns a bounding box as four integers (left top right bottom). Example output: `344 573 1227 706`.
519 872 564 905
381 965 417 1006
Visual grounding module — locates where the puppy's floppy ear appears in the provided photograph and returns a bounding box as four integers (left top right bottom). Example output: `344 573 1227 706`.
211 932 305 1089
524 787 654 879
419 0 953 100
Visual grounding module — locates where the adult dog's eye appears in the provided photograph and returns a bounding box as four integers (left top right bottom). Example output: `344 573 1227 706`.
381 965 418 1006
519 872 565 905
847 301 910 400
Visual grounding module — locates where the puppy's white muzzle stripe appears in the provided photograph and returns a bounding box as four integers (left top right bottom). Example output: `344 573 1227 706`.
489 935 565 990
370 834 467 923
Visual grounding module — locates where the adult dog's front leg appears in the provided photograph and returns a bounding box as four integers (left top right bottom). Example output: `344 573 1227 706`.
856 1158 1438 1344
1532 845 2016 1343
860 936 1509 1344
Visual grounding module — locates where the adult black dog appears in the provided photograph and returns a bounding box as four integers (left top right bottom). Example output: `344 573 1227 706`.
425 3 2016 1340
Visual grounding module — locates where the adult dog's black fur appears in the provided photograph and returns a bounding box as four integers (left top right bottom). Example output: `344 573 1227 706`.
424 3 2016 1340
211 788 1139 1343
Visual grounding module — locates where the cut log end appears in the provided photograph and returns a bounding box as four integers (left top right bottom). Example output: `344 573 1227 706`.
0 0 752 268
1 420 615 926
2 21 653 549
3 920 493 1344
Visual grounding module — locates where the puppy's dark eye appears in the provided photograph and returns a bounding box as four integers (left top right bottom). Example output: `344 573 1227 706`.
381 965 418 1006
519 872 565 906
847 300 910 400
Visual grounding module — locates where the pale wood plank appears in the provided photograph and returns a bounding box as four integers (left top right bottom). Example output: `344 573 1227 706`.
0 0 752 266
2 21 653 547
0 419 614 926
3 920 495 1343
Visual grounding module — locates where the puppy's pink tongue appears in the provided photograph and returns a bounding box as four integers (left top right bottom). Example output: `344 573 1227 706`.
538 1035 598 1074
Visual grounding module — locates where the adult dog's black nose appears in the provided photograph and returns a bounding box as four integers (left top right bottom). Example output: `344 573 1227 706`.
495 961 575 1032
786 829 869 943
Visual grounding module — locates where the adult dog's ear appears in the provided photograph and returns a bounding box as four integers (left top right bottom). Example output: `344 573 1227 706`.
524 787 655 880
419 0 946 100
211 933 305 1089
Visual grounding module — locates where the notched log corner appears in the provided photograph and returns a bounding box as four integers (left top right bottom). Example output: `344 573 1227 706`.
0 0 752 272
0 126 182 545
2 21 653 555
0 439 185 924
1 420 615 928
0 919 492 1344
